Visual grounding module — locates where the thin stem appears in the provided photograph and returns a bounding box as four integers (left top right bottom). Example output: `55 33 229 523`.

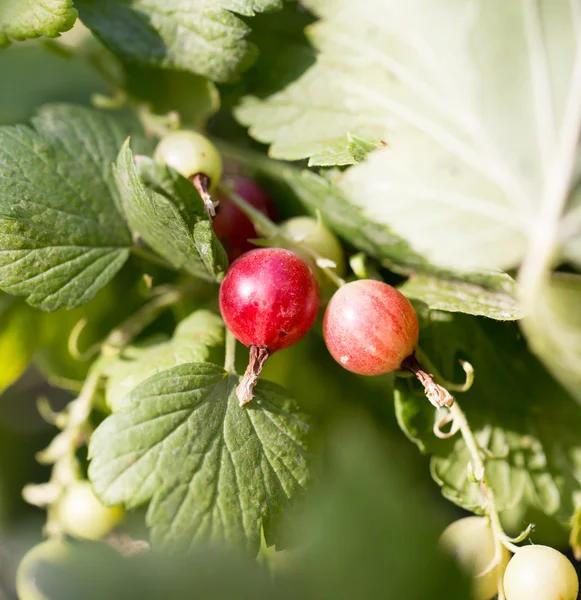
448 401 516 600
408 347 526 598
26 359 107 536
218 184 345 289
237 346 270 405
219 184 278 237
104 288 183 350
302 245 346 288
415 347 473 392
224 329 237 373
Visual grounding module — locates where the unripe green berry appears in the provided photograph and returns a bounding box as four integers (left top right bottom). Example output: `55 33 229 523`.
56 481 124 540
439 516 510 600
153 130 222 189
280 216 346 277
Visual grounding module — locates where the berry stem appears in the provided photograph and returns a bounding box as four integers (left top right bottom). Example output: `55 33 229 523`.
191 173 218 217
224 329 237 374
401 353 455 408
407 349 531 599
23 359 106 537
448 400 514 600
237 346 270 406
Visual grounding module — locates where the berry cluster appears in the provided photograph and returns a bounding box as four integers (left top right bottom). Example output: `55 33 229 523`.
153 129 429 402
16 128 580 600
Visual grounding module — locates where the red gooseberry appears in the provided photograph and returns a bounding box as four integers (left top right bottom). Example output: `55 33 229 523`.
219 248 320 404
323 279 418 376
324 280 454 408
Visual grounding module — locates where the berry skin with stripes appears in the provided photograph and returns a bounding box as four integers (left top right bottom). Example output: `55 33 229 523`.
323 280 418 376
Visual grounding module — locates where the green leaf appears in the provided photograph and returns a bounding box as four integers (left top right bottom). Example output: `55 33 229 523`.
114 141 228 281
39 418 470 600
521 273 581 402
395 315 581 531
0 105 148 310
104 310 224 412
0 0 77 46
0 294 41 392
89 363 310 554
237 0 581 275
236 68 383 165
399 272 523 321
76 0 283 84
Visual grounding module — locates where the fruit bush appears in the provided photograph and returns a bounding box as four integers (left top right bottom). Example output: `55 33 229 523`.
0 1 581 599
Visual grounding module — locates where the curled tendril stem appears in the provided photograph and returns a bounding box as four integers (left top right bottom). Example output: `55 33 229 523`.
68 318 100 362
25 362 105 536
433 410 460 439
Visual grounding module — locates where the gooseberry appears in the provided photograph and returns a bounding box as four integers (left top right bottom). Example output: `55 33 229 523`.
323 279 418 376
153 130 222 216
439 516 510 600
219 248 320 404
56 481 124 540
503 545 578 600
280 215 346 280
213 176 277 262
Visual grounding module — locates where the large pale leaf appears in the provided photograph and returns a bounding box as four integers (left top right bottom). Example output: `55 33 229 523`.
395 315 581 531
0 0 77 46
238 0 581 272
0 105 148 310
76 0 282 83
104 310 224 411
89 363 310 554
114 142 228 281
520 273 581 401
